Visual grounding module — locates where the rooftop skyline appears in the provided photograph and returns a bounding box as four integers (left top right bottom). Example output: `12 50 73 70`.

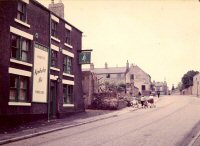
40 0 200 88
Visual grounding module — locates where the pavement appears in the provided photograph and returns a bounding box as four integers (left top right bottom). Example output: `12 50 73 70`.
1 96 200 146
0 106 139 145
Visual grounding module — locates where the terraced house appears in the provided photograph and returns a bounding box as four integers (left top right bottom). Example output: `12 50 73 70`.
0 0 84 122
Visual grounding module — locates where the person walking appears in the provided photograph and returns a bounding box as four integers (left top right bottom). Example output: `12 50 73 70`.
157 91 160 98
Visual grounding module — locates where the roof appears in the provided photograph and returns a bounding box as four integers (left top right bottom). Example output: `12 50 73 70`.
82 67 127 74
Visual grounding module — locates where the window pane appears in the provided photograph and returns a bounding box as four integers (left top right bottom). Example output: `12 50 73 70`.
21 51 28 61
17 12 21 20
51 21 57 37
9 75 18 101
51 51 57 67
9 90 17 101
11 35 19 48
20 77 27 89
19 77 28 101
22 39 28 51
10 75 17 88
19 89 26 101
18 2 23 12
66 30 71 45
11 47 18 58
63 85 73 104
68 85 73 104
17 2 26 22
21 39 29 61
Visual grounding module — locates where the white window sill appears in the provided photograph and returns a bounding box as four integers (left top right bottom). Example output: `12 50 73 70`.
64 43 73 49
51 36 60 43
50 75 58 80
8 102 31 106
9 67 32 77
63 73 74 78
62 49 74 58
50 67 60 72
14 18 30 28
62 79 74 85
63 104 74 107
10 58 33 67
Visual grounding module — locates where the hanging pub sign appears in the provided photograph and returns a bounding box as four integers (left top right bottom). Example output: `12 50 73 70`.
79 50 92 64
32 43 49 103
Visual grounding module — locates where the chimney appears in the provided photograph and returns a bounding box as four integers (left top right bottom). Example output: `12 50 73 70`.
90 63 94 70
105 62 108 69
49 0 64 19
126 60 129 69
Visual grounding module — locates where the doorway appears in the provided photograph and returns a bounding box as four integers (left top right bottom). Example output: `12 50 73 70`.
50 81 57 118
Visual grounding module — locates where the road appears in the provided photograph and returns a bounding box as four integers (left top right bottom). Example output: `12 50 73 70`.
3 95 200 146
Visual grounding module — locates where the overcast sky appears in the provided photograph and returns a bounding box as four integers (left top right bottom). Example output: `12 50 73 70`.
40 0 200 88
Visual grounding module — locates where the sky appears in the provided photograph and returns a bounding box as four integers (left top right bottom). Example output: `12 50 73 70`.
40 0 200 88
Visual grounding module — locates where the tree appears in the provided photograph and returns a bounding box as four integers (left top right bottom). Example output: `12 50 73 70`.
117 83 126 92
181 70 199 89
177 82 183 92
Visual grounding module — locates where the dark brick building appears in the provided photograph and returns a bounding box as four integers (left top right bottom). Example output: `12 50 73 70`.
0 0 84 122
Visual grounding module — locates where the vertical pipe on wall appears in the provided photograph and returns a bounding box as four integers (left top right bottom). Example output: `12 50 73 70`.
47 12 52 122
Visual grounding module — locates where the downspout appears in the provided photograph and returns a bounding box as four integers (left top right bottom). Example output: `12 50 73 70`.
47 12 52 122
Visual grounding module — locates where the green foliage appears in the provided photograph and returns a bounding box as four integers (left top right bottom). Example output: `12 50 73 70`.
177 82 183 91
117 83 126 92
181 70 199 89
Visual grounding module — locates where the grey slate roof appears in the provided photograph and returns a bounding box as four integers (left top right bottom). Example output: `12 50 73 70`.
82 67 127 74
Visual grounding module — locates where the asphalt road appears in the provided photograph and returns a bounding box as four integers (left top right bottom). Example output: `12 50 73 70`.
3 95 200 146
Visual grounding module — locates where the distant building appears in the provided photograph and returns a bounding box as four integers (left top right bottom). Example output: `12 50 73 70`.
82 61 152 106
192 73 200 96
0 0 84 121
126 63 151 96
152 81 168 95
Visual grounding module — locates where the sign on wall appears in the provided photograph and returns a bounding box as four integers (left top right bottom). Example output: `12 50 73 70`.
79 51 91 64
32 44 49 103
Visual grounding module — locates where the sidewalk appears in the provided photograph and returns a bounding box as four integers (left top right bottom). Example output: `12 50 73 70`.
0 106 138 145
0 97 160 145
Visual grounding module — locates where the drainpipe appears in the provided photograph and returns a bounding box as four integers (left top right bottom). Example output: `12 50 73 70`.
47 12 52 122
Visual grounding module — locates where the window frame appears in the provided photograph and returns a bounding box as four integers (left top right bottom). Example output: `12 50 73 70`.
51 20 58 38
63 84 73 104
66 29 71 45
51 50 57 67
17 1 27 22
9 74 29 102
63 56 73 74
11 34 30 62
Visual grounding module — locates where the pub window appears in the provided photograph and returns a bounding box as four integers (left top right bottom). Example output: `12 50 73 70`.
17 1 27 22
63 56 73 74
51 50 57 67
9 74 28 102
11 34 30 62
66 29 71 45
63 85 73 104
51 20 57 38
